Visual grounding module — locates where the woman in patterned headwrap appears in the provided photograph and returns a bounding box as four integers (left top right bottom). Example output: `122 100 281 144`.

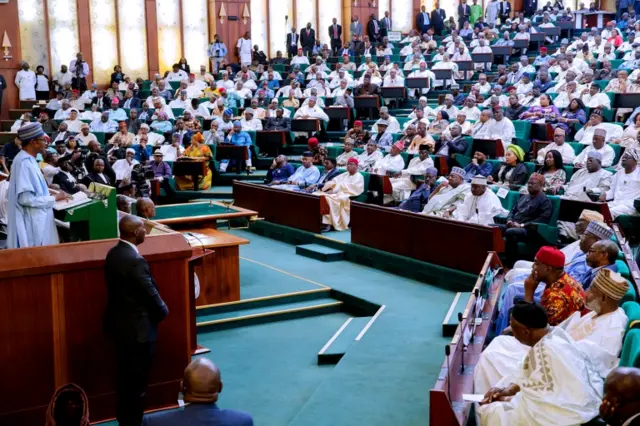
488 144 529 189
175 132 213 190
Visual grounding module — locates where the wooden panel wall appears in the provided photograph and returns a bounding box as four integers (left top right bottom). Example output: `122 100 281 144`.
214 0 251 63
0 1 22 120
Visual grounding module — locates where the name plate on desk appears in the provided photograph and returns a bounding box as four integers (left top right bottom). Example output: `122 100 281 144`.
387 31 402 42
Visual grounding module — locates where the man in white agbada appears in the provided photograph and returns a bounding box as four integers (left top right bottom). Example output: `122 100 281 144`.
15 62 37 101
373 107 400 134
357 141 384 172
293 96 330 122
421 167 471 216
406 62 435 98
476 302 603 426
475 269 629 399
600 148 640 218
315 158 365 232
7 123 68 248
563 151 613 199
573 128 616 168
574 111 623 145
535 127 576 164
372 141 406 175
452 175 507 225
236 32 253 66
112 148 140 182
389 144 434 203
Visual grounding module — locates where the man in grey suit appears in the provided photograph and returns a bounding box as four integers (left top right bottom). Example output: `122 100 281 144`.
350 16 363 37
380 11 392 37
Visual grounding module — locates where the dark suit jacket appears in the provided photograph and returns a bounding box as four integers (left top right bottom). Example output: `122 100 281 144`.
300 28 316 48
122 97 141 109
84 153 117 186
91 96 112 110
380 16 392 35
52 171 77 193
339 48 354 57
349 41 364 56
367 20 382 42
328 24 342 40
355 84 380 96
499 1 512 17
316 168 341 189
458 4 471 24
286 33 299 54
431 9 447 30
82 171 112 187
143 403 253 426
0 75 6 93
104 241 169 344
436 136 468 157
416 11 431 31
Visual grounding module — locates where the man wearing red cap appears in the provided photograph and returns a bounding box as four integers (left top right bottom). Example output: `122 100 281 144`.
345 121 371 147
313 157 365 232
533 46 551 67
306 137 328 165
495 245 586 334
372 141 405 175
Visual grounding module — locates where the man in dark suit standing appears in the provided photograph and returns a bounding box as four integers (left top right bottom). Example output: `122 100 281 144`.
104 215 169 426
380 11 392 38
498 0 511 23
328 18 342 56
458 0 471 29
367 14 382 45
286 27 299 59
431 2 447 35
416 5 432 34
142 358 253 426
300 23 316 57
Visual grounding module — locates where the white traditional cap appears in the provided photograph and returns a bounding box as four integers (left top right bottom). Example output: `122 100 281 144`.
244 108 254 114
140 123 150 130
450 167 465 178
591 269 629 301
593 128 607 137
126 148 135 154
471 175 488 186
445 94 454 100
585 220 613 240
377 119 389 126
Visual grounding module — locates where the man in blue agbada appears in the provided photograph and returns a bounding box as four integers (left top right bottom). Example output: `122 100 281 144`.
7 122 68 248
224 120 253 172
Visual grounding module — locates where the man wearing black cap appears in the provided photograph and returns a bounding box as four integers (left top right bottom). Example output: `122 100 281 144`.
478 302 603 425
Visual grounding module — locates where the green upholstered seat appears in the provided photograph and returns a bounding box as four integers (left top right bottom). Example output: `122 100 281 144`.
620 328 640 367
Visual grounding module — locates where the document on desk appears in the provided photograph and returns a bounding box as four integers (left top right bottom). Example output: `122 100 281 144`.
54 191 93 211
462 394 485 403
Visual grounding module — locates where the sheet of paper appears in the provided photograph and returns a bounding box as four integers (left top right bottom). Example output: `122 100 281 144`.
463 394 485 403
496 187 509 199
54 191 92 211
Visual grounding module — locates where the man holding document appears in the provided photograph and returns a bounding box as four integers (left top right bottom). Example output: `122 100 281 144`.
7 122 68 248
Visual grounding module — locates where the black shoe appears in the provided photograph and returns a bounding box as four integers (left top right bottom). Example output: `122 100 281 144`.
320 225 332 233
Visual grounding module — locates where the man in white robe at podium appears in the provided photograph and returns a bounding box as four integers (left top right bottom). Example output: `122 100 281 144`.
7 123 68 248
475 269 629 399
477 302 603 426
315 157 365 232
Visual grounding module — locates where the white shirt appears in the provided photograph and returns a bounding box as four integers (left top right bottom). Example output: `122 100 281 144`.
293 105 329 122
240 118 263 131
63 119 84 133
160 144 185 161
574 123 624 145
453 189 507 225
373 116 400 134
573 144 616 168
581 93 611 109
606 167 640 207
112 158 139 181
166 70 189 82
537 142 576 164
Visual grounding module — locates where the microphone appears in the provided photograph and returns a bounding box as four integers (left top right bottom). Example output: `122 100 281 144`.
445 345 452 401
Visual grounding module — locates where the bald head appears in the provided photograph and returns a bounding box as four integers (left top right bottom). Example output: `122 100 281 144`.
119 214 145 245
602 367 640 424
183 358 222 404
136 197 156 219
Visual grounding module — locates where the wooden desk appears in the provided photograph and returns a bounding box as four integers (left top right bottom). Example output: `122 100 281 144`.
233 181 328 233
0 234 193 425
153 201 258 230
430 252 504 426
350 202 505 275
183 229 249 306
613 224 640 301
558 198 613 225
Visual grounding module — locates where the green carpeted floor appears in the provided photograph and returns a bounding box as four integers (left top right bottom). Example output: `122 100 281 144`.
100 229 456 426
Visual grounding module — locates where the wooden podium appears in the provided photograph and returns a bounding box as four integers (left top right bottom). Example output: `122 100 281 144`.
0 233 193 425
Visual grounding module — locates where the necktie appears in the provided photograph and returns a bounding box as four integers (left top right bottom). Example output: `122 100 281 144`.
334 25 338 38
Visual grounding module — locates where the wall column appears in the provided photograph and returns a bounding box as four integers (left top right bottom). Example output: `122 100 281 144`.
0 1 22 118
76 0 94 83
146 0 160 78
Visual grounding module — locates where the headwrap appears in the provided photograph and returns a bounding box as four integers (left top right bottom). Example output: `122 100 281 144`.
587 151 603 161
579 209 604 223
347 157 359 165
17 123 45 143
535 246 565 268
591 269 629 301
511 301 548 329
392 141 404 151
585 220 613 240
224 108 233 116
192 132 205 143
308 137 319 147
450 166 465 179
507 144 525 162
